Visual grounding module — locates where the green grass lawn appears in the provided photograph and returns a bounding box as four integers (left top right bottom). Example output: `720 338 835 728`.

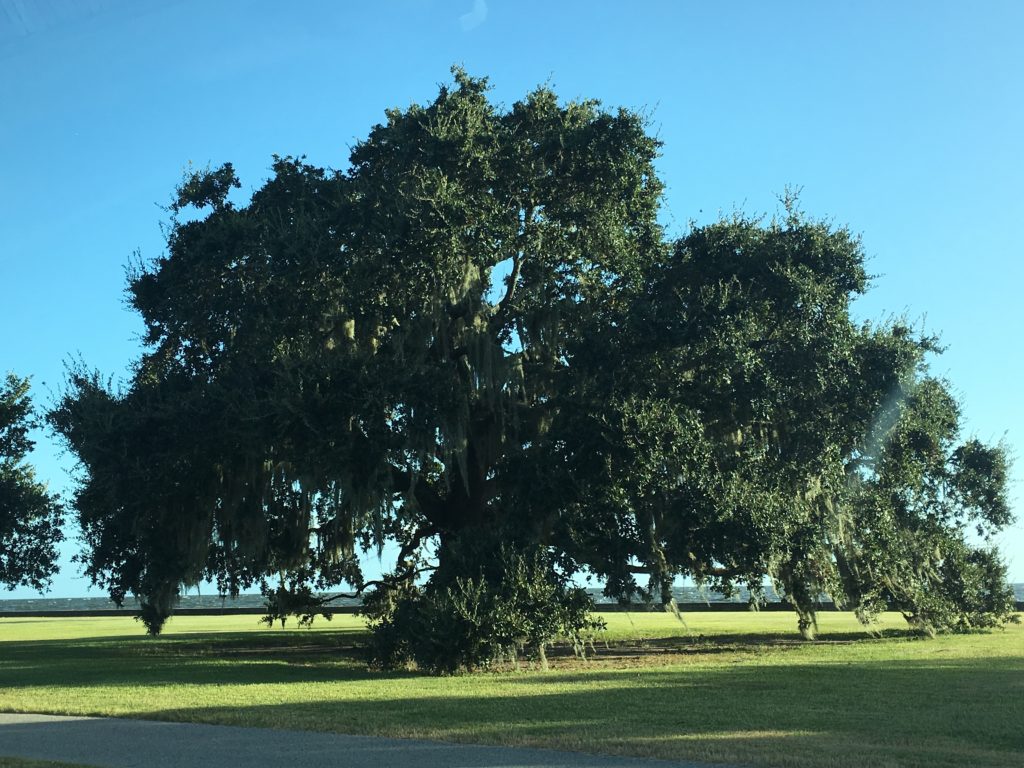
1 611 1021 768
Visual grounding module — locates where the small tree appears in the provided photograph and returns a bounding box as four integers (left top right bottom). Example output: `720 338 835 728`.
0 374 63 590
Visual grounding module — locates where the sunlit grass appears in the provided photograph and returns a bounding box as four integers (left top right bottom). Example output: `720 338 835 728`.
1 612 1021 767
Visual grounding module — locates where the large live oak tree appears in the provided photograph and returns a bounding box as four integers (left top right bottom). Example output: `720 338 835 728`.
50 70 1015 647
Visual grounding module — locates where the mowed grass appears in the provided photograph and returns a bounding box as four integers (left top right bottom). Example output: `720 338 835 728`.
1 612 1022 768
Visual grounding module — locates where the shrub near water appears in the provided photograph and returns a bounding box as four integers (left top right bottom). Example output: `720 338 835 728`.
365 545 604 673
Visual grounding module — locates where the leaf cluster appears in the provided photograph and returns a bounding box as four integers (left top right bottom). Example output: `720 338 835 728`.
0 374 64 590
365 543 603 673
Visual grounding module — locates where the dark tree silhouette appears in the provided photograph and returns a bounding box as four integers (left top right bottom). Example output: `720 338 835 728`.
50 70 1016 665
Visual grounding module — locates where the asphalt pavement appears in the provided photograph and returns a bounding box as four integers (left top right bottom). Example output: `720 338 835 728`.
0 713 726 768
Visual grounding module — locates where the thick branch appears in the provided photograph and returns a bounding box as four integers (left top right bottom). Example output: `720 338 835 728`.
495 253 522 316
389 464 450 530
490 204 531 330
396 523 438 570
319 568 438 603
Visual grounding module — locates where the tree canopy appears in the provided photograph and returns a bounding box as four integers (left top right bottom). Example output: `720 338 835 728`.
1 373 63 590
50 70 1016 661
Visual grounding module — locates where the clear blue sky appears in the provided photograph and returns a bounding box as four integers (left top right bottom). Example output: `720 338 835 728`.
2 0 1021 597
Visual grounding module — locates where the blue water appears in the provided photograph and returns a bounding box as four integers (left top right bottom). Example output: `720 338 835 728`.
1 586 769 612
2 584 1021 612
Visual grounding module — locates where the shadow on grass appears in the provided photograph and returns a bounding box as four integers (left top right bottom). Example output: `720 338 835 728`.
565 628 922 658
0 626 932 690
2 624 1022 768
118 657 1024 768
0 630 383 689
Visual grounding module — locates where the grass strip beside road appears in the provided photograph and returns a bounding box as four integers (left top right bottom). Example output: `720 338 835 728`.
1 612 1021 768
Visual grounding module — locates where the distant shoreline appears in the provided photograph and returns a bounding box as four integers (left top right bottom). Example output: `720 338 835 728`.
2 585 1022 615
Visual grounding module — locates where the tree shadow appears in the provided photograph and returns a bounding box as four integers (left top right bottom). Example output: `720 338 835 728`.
0 629 383 689
2 625 1022 767
115 657 1023 768
0 624 925 689
0 622 1010 690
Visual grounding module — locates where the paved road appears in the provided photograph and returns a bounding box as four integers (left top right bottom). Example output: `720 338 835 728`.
0 714 724 768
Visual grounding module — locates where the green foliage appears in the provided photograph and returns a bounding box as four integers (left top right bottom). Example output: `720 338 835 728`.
365 544 604 673
259 561 359 628
171 162 241 213
0 373 63 590
560 205 1017 639
933 544 1018 630
48 68 1016 652
820 376 1018 635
